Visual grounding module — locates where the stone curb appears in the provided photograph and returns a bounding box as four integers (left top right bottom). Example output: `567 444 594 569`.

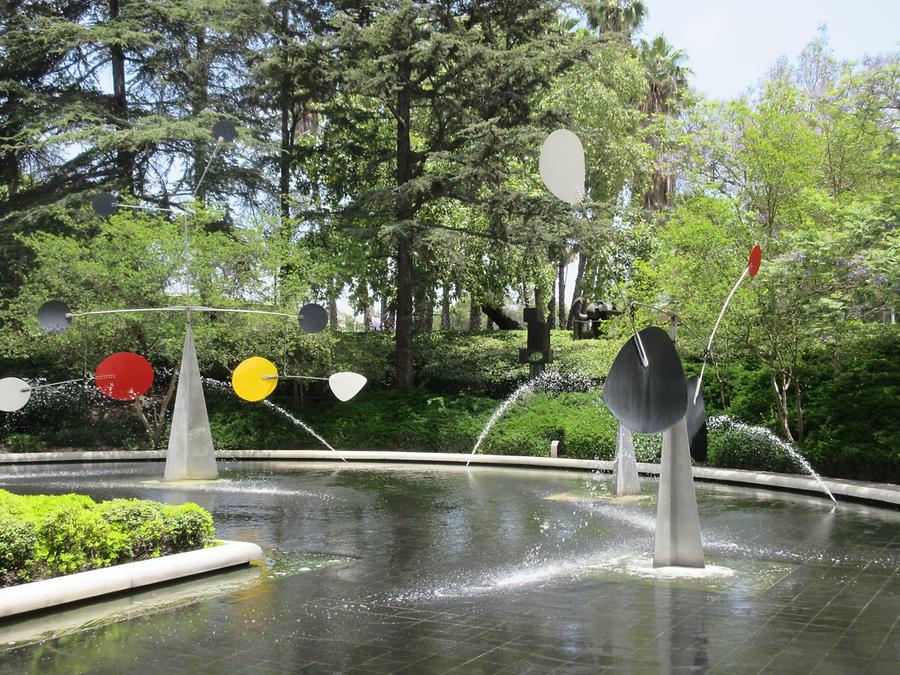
0 449 897 508
0 540 263 619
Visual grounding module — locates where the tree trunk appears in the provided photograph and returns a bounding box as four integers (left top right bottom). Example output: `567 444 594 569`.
557 255 567 328
414 284 433 332
567 249 588 329
523 284 533 308
547 285 556 328
468 296 482 330
394 59 415 387
769 367 796 443
793 379 804 442
363 295 374 331
278 0 292 224
191 29 209 201
328 277 339 331
380 295 394 331
110 0 134 192
441 285 451 330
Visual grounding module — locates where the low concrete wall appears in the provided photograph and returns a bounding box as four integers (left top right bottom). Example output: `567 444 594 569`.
1 449 897 508
0 540 263 619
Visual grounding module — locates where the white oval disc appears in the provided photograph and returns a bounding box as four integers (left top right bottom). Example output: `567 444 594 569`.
539 129 585 205
0 377 32 412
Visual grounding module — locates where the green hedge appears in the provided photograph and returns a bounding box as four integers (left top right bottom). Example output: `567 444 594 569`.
0 490 214 587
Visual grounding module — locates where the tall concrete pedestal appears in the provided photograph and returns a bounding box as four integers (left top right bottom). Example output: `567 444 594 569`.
612 425 641 496
654 417 704 568
164 326 218 481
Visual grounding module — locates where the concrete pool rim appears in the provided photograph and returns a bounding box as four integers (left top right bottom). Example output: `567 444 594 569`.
0 540 264 620
1 449 897 508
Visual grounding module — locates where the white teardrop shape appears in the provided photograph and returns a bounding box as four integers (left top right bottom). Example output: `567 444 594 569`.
539 129 585 205
328 372 367 402
0 377 32 412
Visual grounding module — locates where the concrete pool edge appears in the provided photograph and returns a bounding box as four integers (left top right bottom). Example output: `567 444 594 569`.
0 540 264 619
1 449 897 508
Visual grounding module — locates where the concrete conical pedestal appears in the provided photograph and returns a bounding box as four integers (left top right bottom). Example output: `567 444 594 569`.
612 425 641 496
654 416 704 568
164 326 218 481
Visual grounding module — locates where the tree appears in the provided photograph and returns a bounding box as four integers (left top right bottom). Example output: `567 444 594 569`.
584 0 647 37
320 1 580 386
638 35 690 210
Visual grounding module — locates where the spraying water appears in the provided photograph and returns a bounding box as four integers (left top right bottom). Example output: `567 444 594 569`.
202 377 345 462
260 399 346 462
466 379 538 466
465 371 597 467
708 416 836 506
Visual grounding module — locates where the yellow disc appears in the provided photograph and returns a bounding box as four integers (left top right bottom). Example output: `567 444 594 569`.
231 356 278 402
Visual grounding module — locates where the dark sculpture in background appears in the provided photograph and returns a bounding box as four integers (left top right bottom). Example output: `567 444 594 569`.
518 307 553 379
571 300 620 340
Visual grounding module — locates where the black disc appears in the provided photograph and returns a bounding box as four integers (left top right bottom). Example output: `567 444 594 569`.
37 300 72 333
298 303 328 334
212 119 237 143
91 192 118 217
685 375 708 462
603 326 687 434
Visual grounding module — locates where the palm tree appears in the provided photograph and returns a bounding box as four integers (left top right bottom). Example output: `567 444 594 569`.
639 35 690 115
585 0 647 37
638 35 691 209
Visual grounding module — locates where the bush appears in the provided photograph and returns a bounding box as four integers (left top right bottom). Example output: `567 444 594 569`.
4 433 47 452
0 512 38 585
0 489 215 587
97 499 165 559
160 503 215 553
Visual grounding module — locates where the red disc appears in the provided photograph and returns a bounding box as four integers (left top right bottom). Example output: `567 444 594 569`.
748 244 762 277
94 352 154 401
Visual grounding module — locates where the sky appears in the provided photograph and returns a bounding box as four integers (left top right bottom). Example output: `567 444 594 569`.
639 0 899 100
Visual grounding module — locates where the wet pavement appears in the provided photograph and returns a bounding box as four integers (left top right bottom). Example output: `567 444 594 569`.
0 461 898 673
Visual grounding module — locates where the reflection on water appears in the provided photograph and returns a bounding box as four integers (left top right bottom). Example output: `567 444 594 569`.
1 461 898 672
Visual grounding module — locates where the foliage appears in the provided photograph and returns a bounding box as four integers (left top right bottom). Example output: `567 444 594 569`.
0 490 215 587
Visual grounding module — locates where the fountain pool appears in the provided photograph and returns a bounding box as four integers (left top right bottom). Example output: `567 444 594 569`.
1 461 897 673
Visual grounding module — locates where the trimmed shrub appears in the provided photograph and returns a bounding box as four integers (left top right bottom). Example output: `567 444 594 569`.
160 503 215 553
97 499 166 559
0 513 38 585
0 490 215 587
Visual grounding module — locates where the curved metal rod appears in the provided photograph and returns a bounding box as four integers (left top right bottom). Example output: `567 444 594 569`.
68 306 296 320
115 203 180 214
20 374 117 393
261 375 327 381
192 306 296 319
693 267 749 403
629 301 678 320
192 138 223 198
21 377 85 392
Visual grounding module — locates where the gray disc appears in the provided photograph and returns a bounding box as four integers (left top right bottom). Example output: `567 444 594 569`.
685 376 708 462
603 326 687 434
0 377 31 412
91 192 118 217
37 300 72 333
212 120 237 143
298 303 328 334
